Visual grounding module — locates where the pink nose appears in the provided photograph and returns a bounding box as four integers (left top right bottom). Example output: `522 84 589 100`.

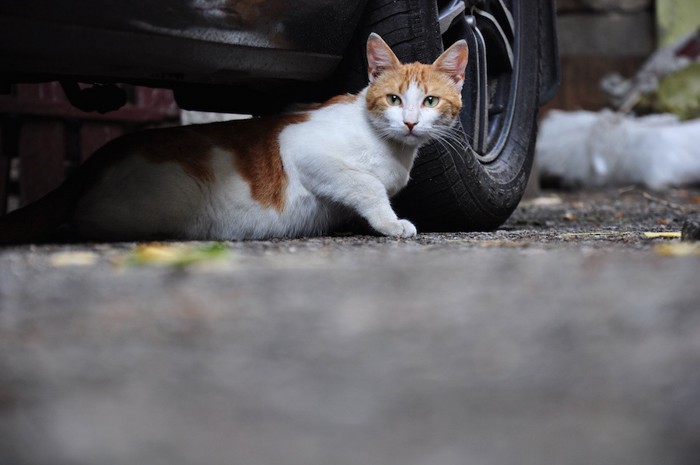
404 122 416 132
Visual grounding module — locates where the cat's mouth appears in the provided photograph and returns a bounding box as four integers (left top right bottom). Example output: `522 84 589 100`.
402 130 426 144
385 125 427 145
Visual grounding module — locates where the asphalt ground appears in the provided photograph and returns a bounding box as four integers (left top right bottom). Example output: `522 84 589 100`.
1 187 699 465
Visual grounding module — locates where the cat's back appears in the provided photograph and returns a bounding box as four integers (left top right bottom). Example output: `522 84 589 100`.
71 124 220 239
72 112 336 240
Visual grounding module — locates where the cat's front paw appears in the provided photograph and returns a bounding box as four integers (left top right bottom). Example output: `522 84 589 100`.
375 219 417 238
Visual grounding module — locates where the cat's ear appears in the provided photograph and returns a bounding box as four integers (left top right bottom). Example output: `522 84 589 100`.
433 40 469 90
366 33 401 82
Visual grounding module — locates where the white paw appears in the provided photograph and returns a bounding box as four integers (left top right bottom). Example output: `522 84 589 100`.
376 219 417 238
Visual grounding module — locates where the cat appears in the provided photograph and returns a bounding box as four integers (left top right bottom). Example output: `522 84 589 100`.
0 33 468 243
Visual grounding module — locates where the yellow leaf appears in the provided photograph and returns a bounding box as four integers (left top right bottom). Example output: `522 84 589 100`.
654 242 700 256
643 232 682 239
123 242 229 267
50 251 99 267
559 231 633 238
520 196 562 207
133 244 180 262
560 231 682 239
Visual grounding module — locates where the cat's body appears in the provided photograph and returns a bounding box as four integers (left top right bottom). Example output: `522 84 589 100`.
0 34 468 243
74 92 416 240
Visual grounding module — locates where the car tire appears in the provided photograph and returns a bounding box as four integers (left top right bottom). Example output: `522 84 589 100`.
340 0 541 231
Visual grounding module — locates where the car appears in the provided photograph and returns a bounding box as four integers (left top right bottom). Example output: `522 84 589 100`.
0 0 560 232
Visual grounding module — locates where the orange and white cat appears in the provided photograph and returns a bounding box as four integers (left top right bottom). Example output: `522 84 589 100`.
0 34 468 243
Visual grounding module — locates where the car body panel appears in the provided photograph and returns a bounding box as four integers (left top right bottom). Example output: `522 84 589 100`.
538 0 561 105
0 1 366 86
0 0 558 114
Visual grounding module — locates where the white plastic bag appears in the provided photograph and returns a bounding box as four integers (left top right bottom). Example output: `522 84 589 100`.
537 109 700 190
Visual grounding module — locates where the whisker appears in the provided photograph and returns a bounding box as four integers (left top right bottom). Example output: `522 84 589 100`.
432 133 463 155
428 127 470 154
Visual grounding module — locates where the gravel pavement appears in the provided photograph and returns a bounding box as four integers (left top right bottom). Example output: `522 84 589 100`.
1 188 699 465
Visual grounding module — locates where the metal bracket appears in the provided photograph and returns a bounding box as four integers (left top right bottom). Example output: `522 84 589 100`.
60 82 127 113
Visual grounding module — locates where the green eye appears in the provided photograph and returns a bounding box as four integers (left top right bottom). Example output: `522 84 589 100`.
423 96 440 108
386 94 402 106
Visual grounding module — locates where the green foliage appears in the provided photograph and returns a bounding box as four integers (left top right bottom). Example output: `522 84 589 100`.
637 63 700 120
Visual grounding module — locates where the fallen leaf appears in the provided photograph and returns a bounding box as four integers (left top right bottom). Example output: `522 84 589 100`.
123 242 229 267
559 231 633 238
559 231 682 239
50 251 99 267
643 232 682 239
654 242 700 256
520 196 562 207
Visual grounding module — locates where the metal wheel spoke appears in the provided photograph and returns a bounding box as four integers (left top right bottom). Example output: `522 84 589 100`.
474 7 513 71
438 0 517 162
464 15 489 154
438 0 466 35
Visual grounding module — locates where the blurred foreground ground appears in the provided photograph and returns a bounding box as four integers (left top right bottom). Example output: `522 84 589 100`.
1 188 699 465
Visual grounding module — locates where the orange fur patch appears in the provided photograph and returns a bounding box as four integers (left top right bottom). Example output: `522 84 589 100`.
202 113 309 212
138 129 215 184
87 127 216 184
85 114 307 213
365 62 462 118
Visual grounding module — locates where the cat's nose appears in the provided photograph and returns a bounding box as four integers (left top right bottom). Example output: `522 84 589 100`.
404 122 416 133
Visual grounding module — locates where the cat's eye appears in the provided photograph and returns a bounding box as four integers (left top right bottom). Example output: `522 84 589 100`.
386 94 402 106
423 96 440 108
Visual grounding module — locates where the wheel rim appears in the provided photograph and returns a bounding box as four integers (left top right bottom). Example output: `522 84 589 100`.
437 0 519 163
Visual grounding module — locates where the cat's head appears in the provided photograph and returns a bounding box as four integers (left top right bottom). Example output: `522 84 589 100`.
365 33 468 146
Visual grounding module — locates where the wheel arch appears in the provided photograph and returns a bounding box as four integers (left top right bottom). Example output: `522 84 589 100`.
537 0 561 105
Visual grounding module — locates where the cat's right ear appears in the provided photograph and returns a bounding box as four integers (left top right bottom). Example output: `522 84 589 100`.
366 33 401 82
433 40 469 91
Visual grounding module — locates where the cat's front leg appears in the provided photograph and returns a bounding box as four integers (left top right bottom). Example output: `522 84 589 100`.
306 169 417 238
352 194 417 238
371 216 417 238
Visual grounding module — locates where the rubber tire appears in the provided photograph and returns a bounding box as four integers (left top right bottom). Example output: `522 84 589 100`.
339 0 541 232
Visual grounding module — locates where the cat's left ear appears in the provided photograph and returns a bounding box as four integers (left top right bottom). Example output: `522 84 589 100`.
366 33 401 82
433 40 469 90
